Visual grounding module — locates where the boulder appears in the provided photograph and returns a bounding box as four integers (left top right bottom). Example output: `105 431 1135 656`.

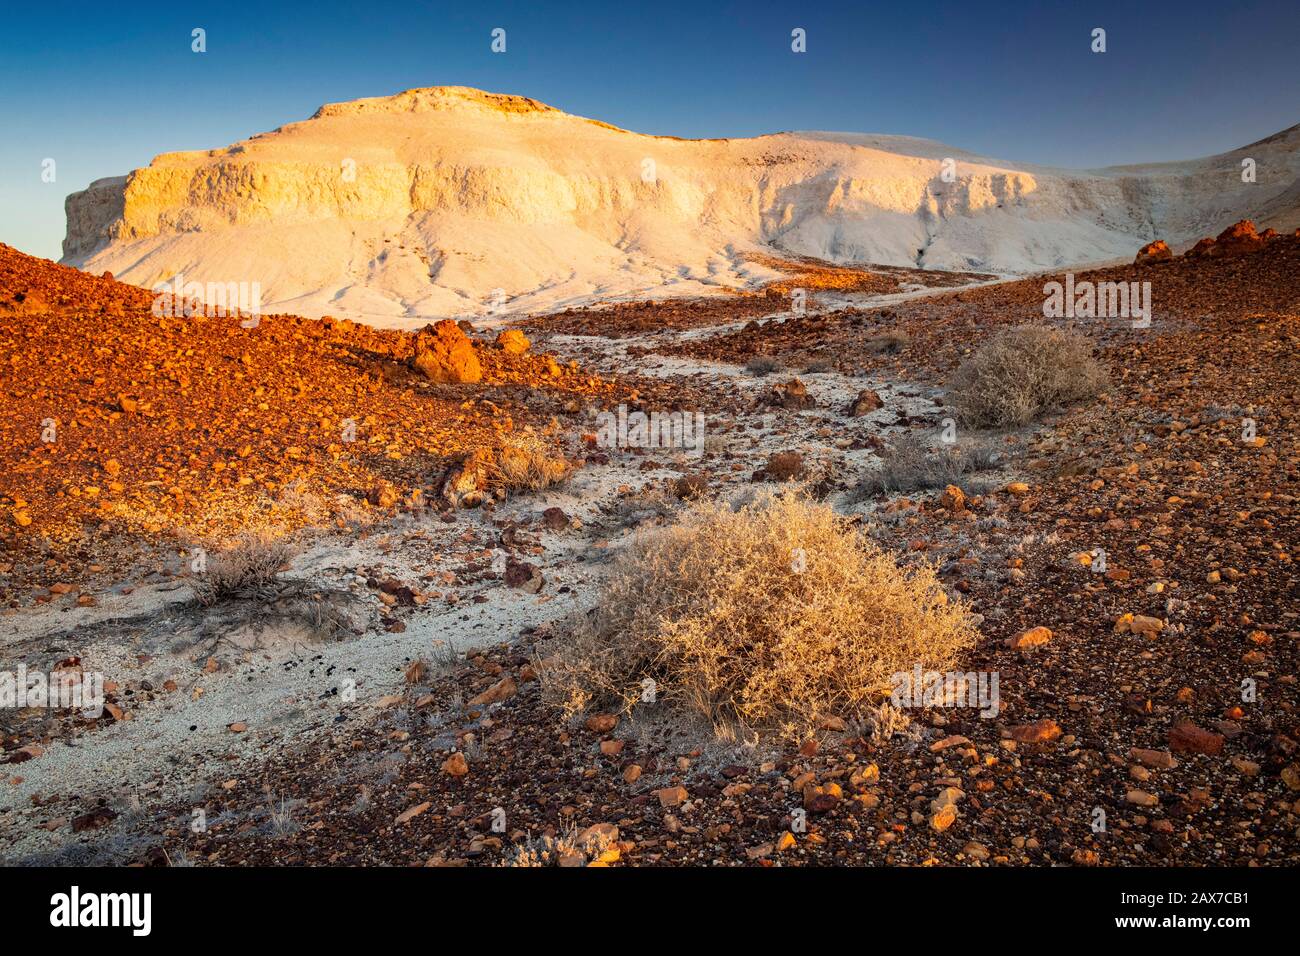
847 388 884 416
766 378 816 411
1213 219 1264 256
495 328 531 354
1134 239 1172 265
410 319 482 383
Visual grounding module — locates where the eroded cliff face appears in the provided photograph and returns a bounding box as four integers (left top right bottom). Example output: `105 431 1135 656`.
62 86 1300 327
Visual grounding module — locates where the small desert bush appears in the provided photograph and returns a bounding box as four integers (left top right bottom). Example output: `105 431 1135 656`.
500 823 617 868
490 435 571 494
191 532 296 606
540 491 977 740
745 355 781 376
949 324 1107 428
855 432 1004 499
864 330 910 354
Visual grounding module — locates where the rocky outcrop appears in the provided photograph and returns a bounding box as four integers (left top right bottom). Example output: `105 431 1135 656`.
410 319 481 383
1183 219 1272 259
1212 219 1265 256
1134 239 1172 265
60 87 1300 325
495 329 530 354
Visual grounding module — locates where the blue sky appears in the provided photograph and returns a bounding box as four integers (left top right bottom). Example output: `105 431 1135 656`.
2 0 1297 260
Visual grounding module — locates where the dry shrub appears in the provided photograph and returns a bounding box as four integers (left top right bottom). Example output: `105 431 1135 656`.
864 330 909 354
191 532 297 606
500 822 617 868
745 355 782 376
540 491 977 740
491 437 571 493
949 324 1107 428
444 435 571 507
855 432 1004 499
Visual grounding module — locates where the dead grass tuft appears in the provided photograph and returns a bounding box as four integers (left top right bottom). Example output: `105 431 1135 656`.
949 324 1107 428
191 532 296 606
444 434 571 507
540 491 977 740
855 432 1005 499
745 355 782 376
491 436 572 493
500 822 617 867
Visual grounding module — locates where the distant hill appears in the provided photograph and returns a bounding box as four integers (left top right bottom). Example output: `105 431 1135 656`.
62 86 1300 327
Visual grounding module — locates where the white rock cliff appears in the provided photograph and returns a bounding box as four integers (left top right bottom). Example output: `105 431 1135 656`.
62 86 1300 327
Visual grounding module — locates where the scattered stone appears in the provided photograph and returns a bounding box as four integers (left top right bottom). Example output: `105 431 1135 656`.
541 506 569 530
469 677 517 707
1007 626 1052 651
847 388 883 416
442 752 469 777
939 484 965 512
1168 720 1224 756
585 714 618 734
930 803 958 831
395 801 432 824
657 785 688 808
1129 748 1179 770
1008 719 1061 744
1115 613 1164 637
71 807 118 833
495 329 531 354
504 560 544 594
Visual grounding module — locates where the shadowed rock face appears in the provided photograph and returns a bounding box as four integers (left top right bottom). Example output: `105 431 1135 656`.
61 86 1300 325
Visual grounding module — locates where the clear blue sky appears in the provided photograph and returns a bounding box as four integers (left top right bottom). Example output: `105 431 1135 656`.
2 0 1297 261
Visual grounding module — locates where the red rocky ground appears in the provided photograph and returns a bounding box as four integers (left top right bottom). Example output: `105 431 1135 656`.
0 244 627 607
3 228 1298 867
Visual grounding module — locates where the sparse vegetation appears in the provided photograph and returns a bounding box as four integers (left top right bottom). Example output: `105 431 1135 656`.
855 431 1005 498
492 435 572 493
949 324 1107 428
191 532 297 606
541 491 978 740
445 435 572 506
864 330 910 354
500 822 618 868
745 355 782 376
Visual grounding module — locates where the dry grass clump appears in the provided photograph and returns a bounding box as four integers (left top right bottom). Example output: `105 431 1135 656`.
540 491 977 740
191 532 297 606
491 436 571 493
864 330 910 354
855 432 1004 499
949 324 1107 428
745 355 782 376
500 823 618 868
443 434 571 507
